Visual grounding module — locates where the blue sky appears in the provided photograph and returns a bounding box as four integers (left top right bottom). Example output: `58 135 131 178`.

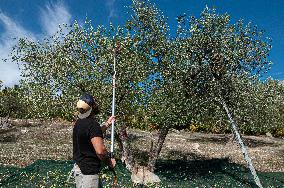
0 0 283 86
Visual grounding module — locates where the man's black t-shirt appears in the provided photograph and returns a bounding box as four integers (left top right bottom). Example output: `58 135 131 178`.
73 117 103 175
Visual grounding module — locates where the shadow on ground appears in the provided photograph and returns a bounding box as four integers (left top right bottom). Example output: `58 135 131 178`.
155 158 284 187
0 159 283 187
186 134 279 148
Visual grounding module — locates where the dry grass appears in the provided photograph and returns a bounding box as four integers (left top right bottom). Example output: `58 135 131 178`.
0 119 283 173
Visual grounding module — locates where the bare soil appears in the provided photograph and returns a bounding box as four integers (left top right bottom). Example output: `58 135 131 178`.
0 119 283 173
131 129 284 172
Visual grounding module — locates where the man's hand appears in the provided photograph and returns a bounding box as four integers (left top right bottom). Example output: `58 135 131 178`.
101 116 116 133
109 158 116 168
106 116 116 126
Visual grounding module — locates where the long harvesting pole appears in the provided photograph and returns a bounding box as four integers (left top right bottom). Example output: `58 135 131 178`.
110 46 116 158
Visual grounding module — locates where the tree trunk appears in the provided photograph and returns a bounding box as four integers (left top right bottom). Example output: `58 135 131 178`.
115 125 164 184
147 127 169 172
0 115 10 129
116 125 135 171
220 99 263 188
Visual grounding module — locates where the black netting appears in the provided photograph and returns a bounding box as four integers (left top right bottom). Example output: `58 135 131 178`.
0 159 283 187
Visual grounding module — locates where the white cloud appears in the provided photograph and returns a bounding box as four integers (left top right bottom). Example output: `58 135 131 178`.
0 2 72 87
106 0 118 21
0 12 35 87
39 1 72 36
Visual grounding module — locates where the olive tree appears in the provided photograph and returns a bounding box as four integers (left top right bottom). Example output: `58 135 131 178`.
124 0 204 174
174 7 272 187
12 22 140 118
0 85 25 118
11 11 166 184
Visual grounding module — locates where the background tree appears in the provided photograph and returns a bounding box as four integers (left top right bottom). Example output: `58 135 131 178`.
233 78 284 136
0 85 26 119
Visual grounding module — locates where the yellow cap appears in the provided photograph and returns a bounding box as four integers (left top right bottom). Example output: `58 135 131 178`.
76 99 91 111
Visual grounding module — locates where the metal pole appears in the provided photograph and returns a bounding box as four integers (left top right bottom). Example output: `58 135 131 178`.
221 99 263 188
110 48 116 158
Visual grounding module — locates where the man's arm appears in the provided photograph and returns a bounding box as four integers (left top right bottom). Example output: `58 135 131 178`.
91 137 115 167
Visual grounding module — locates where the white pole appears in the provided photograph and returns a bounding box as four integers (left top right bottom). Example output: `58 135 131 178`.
110 48 116 158
221 99 263 188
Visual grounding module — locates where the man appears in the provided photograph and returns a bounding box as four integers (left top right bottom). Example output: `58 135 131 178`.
73 93 116 188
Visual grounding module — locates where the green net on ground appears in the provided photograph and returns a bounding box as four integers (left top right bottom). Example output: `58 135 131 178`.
0 159 283 187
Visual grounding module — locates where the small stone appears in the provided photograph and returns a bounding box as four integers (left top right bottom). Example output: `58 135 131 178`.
192 143 201 152
21 128 28 134
266 132 273 138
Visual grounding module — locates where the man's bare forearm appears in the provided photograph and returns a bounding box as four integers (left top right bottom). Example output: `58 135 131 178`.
91 137 113 167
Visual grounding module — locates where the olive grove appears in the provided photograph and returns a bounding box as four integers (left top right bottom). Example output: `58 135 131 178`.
5 0 283 185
